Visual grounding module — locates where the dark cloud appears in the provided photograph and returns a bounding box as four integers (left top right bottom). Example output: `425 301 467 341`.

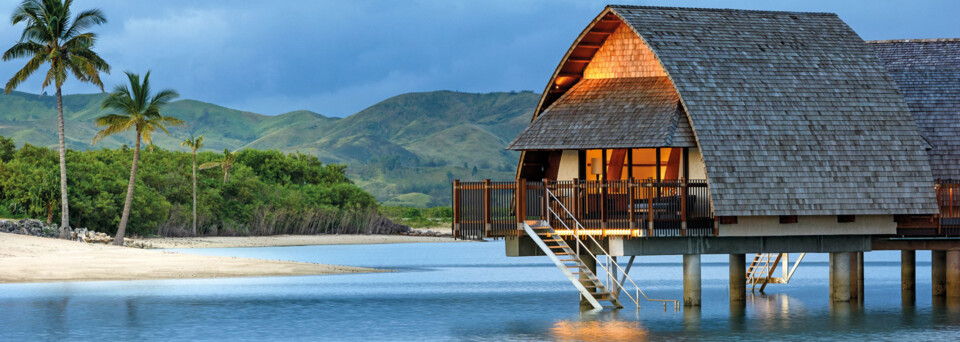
0 0 957 116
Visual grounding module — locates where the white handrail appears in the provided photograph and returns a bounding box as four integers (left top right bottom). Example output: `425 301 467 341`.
544 187 680 310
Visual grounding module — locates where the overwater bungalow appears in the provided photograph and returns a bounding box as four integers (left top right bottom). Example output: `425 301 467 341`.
452 5 960 310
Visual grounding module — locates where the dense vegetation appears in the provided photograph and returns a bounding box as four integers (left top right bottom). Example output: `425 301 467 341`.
0 135 378 237
0 90 538 206
380 206 452 229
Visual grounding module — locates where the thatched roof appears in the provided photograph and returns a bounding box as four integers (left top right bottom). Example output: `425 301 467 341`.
507 77 695 150
514 5 938 216
869 39 960 181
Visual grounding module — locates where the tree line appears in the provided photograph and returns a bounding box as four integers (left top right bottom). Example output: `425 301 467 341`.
0 137 377 238
0 0 378 244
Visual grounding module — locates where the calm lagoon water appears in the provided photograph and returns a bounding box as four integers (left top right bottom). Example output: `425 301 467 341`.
1 241 959 341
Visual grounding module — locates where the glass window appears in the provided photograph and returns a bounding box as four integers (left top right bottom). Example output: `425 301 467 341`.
582 148 684 181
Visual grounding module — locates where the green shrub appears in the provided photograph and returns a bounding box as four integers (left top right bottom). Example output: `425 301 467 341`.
0 136 378 236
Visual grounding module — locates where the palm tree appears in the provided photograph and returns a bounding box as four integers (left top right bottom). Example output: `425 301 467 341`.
93 71 183 246
181 134 203 236
200 149 237 183
3 0 110 238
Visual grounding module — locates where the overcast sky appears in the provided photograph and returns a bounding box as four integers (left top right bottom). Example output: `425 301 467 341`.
0 0 957 117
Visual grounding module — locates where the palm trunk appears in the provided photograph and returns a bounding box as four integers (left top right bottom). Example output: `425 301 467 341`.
192 151 197 236
55 86 71 239
113 131 140 246
46 202 53 225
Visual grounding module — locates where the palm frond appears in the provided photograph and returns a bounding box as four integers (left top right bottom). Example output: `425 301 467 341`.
160 116 185 127
11 1 43 26
97 70 182 145
92 122 134 144
2 41 44 61
94 113 131 127
149 89 179 108
198 162 222 170
129 71 147 109
141 126 153 145
4 55 43 93
62 8 105 40
182 134 205 151
5 0 109 93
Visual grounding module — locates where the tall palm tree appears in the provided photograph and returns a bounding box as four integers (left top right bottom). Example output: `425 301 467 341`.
200 149 237 183
3 0 110 238
93 71 183 246
181 134 203 236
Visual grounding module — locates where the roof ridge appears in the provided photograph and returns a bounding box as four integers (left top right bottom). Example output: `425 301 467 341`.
867 38 960 44
608 4 836 16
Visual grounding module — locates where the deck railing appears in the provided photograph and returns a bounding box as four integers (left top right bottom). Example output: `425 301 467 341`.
452 178 714 240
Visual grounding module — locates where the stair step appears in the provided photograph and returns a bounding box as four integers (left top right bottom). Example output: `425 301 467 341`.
532 226 551 230
548 245 567 249
555 252 574 255
542 239 564 243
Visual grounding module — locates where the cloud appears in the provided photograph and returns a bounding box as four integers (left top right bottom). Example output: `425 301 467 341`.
0 0 956 116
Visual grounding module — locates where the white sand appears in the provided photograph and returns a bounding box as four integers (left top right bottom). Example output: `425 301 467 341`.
0 233 383 283
130 234 456 249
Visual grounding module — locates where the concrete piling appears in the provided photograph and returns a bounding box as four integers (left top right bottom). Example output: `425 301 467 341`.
902 250 916 305
729 254 746 302
857 251 864 302
947 250 960 299
932 250 947 298
830 252 851 302
579 255 597 309
683 254 701 306
850 251 864 302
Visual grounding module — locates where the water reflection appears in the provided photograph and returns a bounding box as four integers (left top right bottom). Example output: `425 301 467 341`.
3 244 960 341
550 319 648 342
681 306 700 331
729 300 746 332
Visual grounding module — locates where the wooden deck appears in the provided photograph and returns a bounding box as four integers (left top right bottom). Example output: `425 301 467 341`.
452 179 714 240
452 179 960 239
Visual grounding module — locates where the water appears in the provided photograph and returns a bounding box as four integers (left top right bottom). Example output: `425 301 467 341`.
1 241 958 341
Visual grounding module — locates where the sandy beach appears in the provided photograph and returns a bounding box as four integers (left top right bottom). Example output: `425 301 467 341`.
0 233 383 284
130 234 456 249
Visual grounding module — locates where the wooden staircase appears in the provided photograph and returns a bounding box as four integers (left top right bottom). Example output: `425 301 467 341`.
522 221 623 309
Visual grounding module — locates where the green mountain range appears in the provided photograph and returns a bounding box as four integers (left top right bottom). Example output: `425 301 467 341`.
0 90 538 207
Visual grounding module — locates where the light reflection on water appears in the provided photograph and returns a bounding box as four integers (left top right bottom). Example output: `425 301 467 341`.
550 319 648 342
0 241 959 341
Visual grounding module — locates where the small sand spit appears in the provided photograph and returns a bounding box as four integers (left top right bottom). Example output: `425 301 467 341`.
129 234 456 249
0 233 382 284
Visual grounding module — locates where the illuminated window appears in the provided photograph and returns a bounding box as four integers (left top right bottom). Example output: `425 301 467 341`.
583 148 682 181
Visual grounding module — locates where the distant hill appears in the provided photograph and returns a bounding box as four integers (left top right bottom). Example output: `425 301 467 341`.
0 90 539 206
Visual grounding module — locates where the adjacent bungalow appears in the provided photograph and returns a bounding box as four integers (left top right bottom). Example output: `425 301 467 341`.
452 5 960 309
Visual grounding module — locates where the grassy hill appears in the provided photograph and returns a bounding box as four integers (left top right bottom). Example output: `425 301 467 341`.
0 90 538 206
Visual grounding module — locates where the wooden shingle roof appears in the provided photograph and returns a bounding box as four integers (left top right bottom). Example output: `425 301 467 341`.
516 5 939 216
869 39 960 181
507 77 696 150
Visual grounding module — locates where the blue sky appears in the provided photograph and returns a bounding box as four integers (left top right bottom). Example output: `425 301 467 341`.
0 0 957 117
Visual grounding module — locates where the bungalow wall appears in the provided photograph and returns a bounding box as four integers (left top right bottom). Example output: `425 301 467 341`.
583 23 667 79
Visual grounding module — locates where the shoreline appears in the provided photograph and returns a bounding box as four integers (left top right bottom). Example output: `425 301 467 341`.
0 233 431 284
130 233 459 249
